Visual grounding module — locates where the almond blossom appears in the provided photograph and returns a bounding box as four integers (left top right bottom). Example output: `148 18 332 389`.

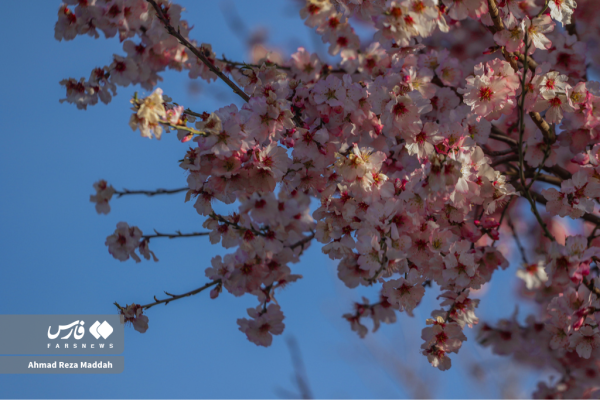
516 261 549 290
458 63 513 119
90 180 115 215
542 170 600 219
522 15 555 53
548 0 577 26
237 304 285 347
53 0 600 394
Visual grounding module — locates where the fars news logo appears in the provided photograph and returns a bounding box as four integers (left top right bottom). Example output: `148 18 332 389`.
47 320 115 350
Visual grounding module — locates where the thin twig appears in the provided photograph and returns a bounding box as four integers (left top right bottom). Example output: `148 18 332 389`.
517 33 555 242
139 280 221 310
529 111 555 144
525 148 551 192
507 215 529 264
284 337 314 399
115 187 188 197
143 230 210 240
536 0 550 17
491 197 514 247
483 147 515 157
490 130 518 146
218 57 291 71
289 231 316 250
485 1 556 146
515 185 600 226
491 154 519 167
146 0 250 102
588 226 599 246
210 213 316 249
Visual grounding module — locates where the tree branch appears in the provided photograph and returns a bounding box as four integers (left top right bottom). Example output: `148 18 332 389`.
484 3 556 147
516 33 555 241
514 184 600 226
490 127 518 146
507 215 529 264
491 153 519 167
289 231 316 250
139 280 221 310
143 230 210 240
145 0 250 102
115 187 188 197
529 111 556 144
483 147 515 157
487 0 504 33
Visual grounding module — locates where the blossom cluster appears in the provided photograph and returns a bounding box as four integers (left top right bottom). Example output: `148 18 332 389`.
57 0 600 395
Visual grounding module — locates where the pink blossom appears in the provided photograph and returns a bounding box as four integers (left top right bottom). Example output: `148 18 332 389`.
237 304 285 347
90 180 115 214
105 222 143 262
382 269 425 312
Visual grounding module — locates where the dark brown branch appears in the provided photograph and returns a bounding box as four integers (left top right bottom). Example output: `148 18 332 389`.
143 230 210 240
583 277 600 298
517 33 555 241
483 147 515 157
290 232 316 250
138 280 221 310
526 172 562 186
211 213 315 249
146 0 251 102
487 0 504 33
529 111 556 144
218 57 291 71
490 127 518 146
544 165 572 181
115 187 188 197
515 52 538 72
491 154 519 167
514 184 600 226
211 212 267 237
506 171 562 186
485 4 556 147
507 215 529 264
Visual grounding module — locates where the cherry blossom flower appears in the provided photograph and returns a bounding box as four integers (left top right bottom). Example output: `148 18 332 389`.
542 170 600 219
120 303 149 334
458 63 513 119
129 89 167 139
548 0 577 26
105 222 143 262
382 269 425 312
237 304 285 347
442 0 487 21
569 325 600 359
516 261 548 290
522 15 555 53
90 180 115 214
494 14 524 53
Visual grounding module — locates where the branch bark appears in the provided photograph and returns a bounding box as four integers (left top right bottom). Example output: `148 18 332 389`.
140 280 220 310
115 187 188 197
143 230 210 240
146 0 250 102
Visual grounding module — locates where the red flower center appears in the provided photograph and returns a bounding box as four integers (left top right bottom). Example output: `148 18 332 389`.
393 102 408 116
478 87 493 101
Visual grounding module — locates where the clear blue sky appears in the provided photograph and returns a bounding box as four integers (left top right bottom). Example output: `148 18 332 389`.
0 1 546 398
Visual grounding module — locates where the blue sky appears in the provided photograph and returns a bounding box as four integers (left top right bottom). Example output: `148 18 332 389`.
0 1 547 398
